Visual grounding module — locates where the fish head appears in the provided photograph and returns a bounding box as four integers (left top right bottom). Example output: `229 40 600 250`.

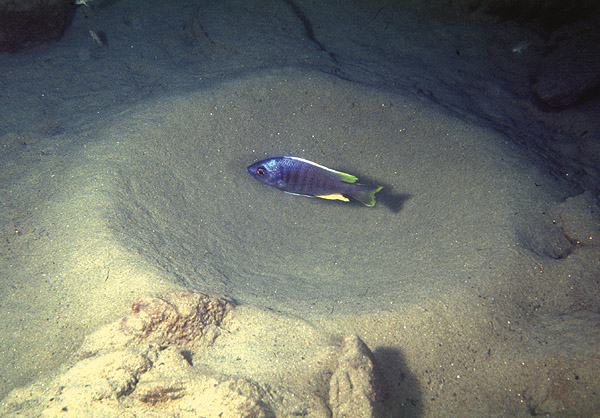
247 158 283 188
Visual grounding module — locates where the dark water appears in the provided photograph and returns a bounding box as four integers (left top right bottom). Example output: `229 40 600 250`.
1 0 598 191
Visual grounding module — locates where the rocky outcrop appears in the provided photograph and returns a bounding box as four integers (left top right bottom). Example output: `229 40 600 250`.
0 291 388 418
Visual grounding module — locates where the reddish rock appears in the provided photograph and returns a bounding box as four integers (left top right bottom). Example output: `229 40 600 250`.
119 291 231 347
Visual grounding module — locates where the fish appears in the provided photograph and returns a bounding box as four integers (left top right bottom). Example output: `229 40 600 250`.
247 156 383 207
89 30 108 46
511 40 531 54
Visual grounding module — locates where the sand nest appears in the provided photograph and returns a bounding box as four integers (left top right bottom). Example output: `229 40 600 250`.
0 291 386 418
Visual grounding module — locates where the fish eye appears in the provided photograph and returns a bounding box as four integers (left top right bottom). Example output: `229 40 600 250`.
256 168 266 176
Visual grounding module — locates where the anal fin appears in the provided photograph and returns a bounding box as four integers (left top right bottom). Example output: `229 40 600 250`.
315 193 350 202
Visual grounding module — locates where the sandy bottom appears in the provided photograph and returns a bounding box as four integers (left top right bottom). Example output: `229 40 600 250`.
1 68 599 416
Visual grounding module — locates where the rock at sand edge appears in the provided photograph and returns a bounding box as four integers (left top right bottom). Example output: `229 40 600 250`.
329 335 386 418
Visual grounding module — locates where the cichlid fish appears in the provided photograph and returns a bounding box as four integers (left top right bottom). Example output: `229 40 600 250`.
247 156 383 207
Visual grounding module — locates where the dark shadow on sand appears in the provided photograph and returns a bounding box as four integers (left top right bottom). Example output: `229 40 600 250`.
342 170 412 213
378 191 412 213
374 346 423 417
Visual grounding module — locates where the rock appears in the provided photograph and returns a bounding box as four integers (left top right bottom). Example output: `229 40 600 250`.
56 346 156 402
515 215 574 259
532 16 600 110
329 335 386 418
119 291 231 347
0 0 75 52
447 0 599 30
0 291 333 418
554 191 600 245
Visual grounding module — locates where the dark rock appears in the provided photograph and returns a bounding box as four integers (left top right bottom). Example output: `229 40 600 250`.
533 15 600 110
450 0 600 30
0 0 75 52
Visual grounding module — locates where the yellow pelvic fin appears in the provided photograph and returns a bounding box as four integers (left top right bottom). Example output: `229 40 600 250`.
315 193 350 202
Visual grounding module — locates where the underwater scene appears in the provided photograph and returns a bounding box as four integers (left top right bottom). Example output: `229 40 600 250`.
1 0 599 416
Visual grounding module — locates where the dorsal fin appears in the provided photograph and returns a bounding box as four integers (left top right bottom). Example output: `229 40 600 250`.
337 171 358 183
286 156 358 183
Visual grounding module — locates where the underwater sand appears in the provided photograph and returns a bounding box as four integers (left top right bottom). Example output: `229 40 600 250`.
1 0 599 416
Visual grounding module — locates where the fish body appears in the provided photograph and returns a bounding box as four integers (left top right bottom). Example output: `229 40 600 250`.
247 156 383 207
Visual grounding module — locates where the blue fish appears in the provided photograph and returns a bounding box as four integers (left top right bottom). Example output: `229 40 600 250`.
247 156 383 207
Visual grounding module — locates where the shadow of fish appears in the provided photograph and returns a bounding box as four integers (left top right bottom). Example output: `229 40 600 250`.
247 156 383 207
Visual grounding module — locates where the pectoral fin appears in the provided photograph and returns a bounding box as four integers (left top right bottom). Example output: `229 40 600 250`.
315 193 350 202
